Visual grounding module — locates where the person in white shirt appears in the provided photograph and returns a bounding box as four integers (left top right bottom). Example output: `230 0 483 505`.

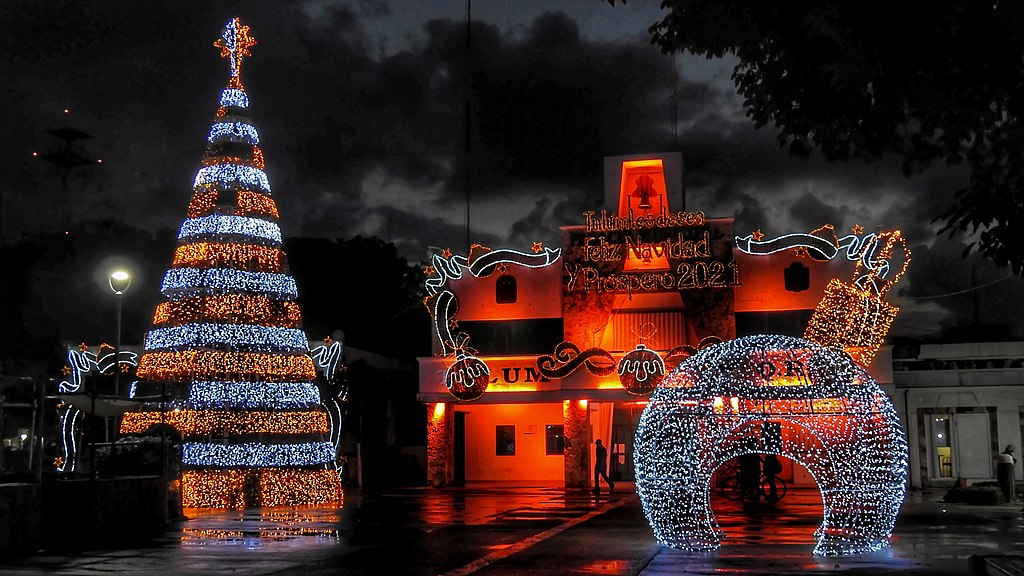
997 444 1017 504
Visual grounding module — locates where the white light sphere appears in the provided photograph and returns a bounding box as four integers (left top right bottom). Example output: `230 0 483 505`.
634 334 908 556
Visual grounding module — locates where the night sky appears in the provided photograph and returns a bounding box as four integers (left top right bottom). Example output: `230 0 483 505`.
2 1 1022 341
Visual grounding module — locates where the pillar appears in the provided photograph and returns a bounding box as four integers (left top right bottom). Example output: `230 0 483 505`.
564 399 590 489
426 402 453 487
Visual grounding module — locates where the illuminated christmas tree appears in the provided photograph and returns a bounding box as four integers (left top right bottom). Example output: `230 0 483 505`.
132 18 341 508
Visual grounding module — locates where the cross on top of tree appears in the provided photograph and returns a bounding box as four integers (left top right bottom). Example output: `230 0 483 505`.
213 17 257 88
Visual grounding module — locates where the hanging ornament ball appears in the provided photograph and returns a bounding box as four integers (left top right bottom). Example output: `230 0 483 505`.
444 353 490 401
617 344 666 396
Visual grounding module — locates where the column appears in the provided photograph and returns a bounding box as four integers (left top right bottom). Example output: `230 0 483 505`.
426 402 453 488
563 399 590 489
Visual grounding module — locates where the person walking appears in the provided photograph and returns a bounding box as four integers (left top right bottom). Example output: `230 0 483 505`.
594 439 615 494
997 444 1017 504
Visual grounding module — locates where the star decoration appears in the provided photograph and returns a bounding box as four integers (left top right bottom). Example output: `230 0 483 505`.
214 18 257 86
441 248 453 259
323 336 333 345
752 229 765 241
424 265 436 276
61 366 72 376
78 342 89 352
532 241 544 253
851 224 864 235
496 263 510 274
795 247 809 257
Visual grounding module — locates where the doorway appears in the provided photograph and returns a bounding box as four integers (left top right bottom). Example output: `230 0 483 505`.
922 408 994 481
610 404 644 481
454 411 465 486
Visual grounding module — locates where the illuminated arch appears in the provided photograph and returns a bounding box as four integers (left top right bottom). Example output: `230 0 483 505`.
634 334 908 556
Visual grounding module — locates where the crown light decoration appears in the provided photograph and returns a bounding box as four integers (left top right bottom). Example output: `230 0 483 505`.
132 18 341 508
634 335 907 556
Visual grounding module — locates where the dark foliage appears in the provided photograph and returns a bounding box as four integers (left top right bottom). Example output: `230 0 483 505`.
615 0 1024 273
1 226 428 377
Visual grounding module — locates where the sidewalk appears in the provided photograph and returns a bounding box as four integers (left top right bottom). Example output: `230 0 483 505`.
3 484 1022 575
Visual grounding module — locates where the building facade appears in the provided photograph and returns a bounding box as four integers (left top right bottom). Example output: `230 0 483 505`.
893 341 1024 489
418 153 891 488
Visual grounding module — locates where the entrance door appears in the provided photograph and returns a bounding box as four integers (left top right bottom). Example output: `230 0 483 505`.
611 406 644 481
454 411 466 486
953 412 992 479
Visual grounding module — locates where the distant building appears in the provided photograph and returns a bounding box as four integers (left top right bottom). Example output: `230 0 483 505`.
893 341 1024 489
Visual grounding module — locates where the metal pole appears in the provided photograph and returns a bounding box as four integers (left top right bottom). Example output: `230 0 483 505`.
114 293 123 398
161 380 168 516
27 384 36 473
34 379 44 483
90 379 96 482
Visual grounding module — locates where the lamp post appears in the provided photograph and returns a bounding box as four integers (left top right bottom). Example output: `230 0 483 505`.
108 270 132 398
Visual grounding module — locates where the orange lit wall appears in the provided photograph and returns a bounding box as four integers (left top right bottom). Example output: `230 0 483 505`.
418 355 563 396
456 403 565 482
448 260 564 321
733 251 847 312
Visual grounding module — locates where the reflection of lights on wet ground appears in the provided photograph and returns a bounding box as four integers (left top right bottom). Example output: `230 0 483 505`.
578 559 630 574
710 488 824 545
178 507 342 548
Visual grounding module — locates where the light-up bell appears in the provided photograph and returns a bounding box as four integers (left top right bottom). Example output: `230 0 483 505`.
633 174 654 210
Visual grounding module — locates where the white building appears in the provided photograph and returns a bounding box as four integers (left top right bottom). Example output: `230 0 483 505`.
893 341 1024 489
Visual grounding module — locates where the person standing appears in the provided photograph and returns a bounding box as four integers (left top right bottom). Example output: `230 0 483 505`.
739 453 762 502
594 439 615 494
997 444 1017 504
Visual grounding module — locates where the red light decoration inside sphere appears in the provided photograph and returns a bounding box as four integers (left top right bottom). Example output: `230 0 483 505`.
445 352 490 401
617 344 666 396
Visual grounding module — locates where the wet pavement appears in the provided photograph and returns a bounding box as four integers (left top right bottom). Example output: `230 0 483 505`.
4 483 1023 575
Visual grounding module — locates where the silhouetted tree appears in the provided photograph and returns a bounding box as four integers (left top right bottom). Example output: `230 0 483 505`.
616 0 1024 273
286 236 429 358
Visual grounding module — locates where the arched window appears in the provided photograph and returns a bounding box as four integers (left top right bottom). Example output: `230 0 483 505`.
495 274 517 304
784 261 810 292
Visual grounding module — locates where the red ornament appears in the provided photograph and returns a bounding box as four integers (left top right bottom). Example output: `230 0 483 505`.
444 352 490 401
617 344 666 396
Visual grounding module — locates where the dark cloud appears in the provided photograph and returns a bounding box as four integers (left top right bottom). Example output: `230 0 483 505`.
2 1 1018 340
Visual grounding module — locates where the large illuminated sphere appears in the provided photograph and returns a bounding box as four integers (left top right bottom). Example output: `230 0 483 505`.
634 334 908 556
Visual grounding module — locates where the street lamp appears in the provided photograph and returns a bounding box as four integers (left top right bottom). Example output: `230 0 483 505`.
108 270 131 397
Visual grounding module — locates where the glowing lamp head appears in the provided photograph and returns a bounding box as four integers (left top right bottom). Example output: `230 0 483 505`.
109 270 132 295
